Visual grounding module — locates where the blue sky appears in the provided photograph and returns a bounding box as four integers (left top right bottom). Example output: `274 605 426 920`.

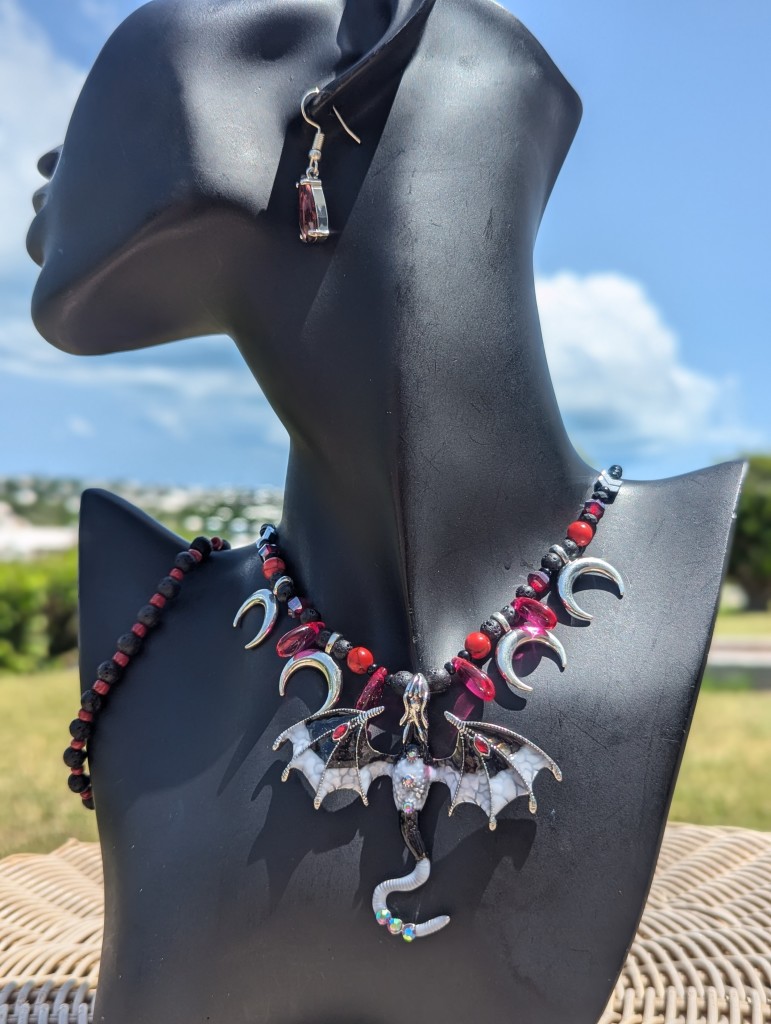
0 0 768 488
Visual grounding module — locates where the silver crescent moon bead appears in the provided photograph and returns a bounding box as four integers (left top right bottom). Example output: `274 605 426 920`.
279 650 343 715
557 556 625 622
495 627 567 695
232 589 279 649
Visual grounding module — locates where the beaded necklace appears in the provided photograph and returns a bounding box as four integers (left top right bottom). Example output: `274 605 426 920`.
64 466 625 941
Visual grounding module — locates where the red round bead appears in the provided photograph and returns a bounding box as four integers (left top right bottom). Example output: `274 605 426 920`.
262 556 286 579
465 631 492 660
347 646 374 674
566 520 595 547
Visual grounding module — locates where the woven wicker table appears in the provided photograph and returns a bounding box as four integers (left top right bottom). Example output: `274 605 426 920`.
0 823 768 1023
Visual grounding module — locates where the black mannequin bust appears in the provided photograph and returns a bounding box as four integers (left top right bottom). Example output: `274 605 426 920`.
27 1 744 1022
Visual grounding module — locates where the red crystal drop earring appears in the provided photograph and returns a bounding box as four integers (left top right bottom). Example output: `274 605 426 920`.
297 86 360 243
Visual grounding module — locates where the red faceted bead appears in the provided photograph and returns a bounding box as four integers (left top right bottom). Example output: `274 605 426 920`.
473 735 491 756
149 593 167 609
527 570 551 595
188 548 203 563
93 680 110 696
465 631 492 660
567 520 594 547
132 623 148 638
356 666 388 710
113 651 130 668
347 647 374 674
169 568 185 582
451 657 496 701
513 597 557 634
71 740 85 751
584 500 605 520
262 557 286 579
332 724 349 741
78 710 93 722
276 622 324 658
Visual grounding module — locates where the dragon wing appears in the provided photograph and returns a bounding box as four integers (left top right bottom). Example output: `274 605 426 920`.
273 706 394 808
433 712 562 830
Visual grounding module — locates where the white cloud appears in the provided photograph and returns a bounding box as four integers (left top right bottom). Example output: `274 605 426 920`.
0 0 85 275
536 271 754 460
78 0 122 36
66 415 94 437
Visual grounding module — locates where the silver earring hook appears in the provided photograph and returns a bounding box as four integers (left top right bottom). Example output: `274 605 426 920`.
301 87 322 130
301 85 361 145
332 105 361 145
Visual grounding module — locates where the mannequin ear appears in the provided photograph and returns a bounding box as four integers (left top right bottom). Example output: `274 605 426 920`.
309 0 435 122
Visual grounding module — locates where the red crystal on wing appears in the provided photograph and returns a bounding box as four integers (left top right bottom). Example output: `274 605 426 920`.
513 597 557 635
276 622 324 658
298 181 319 241
332 724 348 741
473 735 491 756
356 666 388 710
451 657 496 702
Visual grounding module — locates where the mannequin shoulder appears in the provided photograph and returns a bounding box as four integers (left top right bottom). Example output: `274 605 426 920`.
625 460 746 516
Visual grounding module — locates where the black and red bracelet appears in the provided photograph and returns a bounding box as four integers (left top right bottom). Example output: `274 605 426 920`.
63 534 230 810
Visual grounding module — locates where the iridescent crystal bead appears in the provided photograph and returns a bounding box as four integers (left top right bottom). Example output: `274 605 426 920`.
402 925 416 942
276 622 324 658
387 917 404 935
451 656 496 702
355 666 388 710
375 909 391 926
513 597 557 636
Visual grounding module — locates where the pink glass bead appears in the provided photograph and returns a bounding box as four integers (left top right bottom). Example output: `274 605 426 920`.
527 570 551 595
513 597 557 636
451 656 496 702
276 622 324 658
356 666 389 710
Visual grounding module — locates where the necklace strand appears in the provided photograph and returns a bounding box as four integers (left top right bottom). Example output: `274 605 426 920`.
63 466 622 808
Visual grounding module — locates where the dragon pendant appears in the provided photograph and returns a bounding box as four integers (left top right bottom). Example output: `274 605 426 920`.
273 674 561 941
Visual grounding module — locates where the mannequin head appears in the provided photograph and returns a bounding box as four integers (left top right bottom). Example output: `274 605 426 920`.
26 0 434 355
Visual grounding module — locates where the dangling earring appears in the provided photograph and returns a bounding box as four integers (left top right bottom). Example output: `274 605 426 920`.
297 87 360 243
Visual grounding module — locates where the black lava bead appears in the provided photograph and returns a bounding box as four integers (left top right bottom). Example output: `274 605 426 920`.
426 667 452 693
331 638 353 660
190 536 213 559
116 632 142 656
562 539 580 559
68 773 91 794
63 747 87 769
541 552 563 573
97 660 121 684
592 488 611 504
515 585 537 600
609 465 623 479
69 718 91 742
480 618 503 642
82 796 95 810
581 512 599 527
174 551 197 573
157 576 181 600
80 690 102 714
500 605 518 626
137 604 162 629
300 608 321 624
388 670 415 693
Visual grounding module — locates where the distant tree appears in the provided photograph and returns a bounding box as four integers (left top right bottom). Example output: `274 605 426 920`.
729 455 771 611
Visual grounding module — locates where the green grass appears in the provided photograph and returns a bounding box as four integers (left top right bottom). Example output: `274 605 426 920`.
715 609 771 638
0 670 768 860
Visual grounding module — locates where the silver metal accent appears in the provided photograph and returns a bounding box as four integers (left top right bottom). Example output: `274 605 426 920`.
232 589 278 649
324 631 341 656
332 104 361 144
495 627 567 694
557 556 625 622
271 575 293 598
490 611 512 634
372 857 451 940
398 673 430 744
278 650 343 715
598 468 623 494
549 543 571 565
